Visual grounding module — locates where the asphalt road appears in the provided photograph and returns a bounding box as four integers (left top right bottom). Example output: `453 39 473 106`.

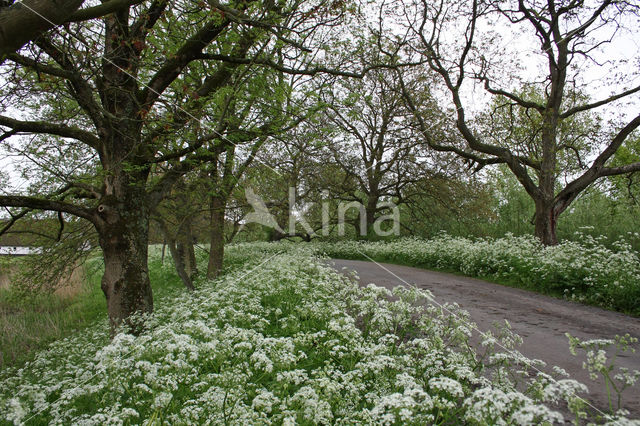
328 258 640 419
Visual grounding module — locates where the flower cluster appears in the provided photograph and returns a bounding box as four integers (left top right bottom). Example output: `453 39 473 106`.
0 245 635 424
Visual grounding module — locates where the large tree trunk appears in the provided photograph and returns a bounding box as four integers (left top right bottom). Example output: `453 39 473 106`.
365 196 377 235
207 195 226 279
357 195 378 238
534 47 563 247
97 189 154 334
94 11 156 334
534 199 559 246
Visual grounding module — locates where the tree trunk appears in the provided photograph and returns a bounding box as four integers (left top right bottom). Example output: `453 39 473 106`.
357 195 377 238
97 194 154 334
365 196 377 235
167 237 195 291
157 218 195 291
227 219 241 243
534 199 559 246
93 11 155 335
176 218 198 279
207 195 226 279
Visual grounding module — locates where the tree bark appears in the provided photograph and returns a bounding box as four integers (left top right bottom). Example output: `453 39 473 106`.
168 238 196 291
0 0 83 58
97 188 154 334
364 196 378 236
534 199 559 246
157 219 195 291
356 195 378 238
176 218 198 281
207 195 226 279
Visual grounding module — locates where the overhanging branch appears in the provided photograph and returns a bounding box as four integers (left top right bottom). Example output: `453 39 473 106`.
0 195 96 224
68 0 144 22
196 53 425 78
560 84 640 118
0 114 100 149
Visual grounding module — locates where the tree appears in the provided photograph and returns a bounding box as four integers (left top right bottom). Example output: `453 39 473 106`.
152 174 202 291
321 68 426 236
0 0 361 333
203 123 267 279
152 58 305 282
394 0 640 245
246 123 334 241
399 172 497 237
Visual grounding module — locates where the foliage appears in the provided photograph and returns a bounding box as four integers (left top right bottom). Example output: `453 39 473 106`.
567 333 640 415
4 244 635 424
0 258 105 368
316 233 640 315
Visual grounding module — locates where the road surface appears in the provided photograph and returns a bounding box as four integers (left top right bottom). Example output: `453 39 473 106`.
329 258 640 419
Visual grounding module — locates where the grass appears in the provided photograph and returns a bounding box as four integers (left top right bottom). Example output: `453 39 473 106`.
0 253 186 370
0 259 106 369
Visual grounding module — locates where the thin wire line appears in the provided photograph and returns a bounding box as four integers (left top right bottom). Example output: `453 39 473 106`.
355 251 622 424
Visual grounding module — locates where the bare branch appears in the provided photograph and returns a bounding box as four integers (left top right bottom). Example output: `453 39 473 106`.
482 79 545 111
0 114 100 148
5 53 74 79
554 113 640 214
600 162 640 177
561 84 640 118
196 53 424 78
68 0 144 22
0 195 95 223
0 208 30 237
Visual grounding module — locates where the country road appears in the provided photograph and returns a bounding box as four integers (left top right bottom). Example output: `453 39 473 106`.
329 259 640 419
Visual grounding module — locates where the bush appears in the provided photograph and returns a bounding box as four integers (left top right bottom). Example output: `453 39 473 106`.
0 247 593 424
